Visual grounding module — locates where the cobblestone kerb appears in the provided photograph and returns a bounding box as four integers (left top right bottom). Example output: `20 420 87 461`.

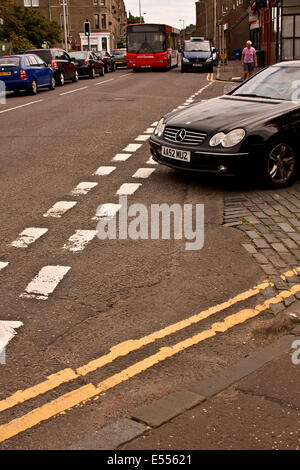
223 185 300 313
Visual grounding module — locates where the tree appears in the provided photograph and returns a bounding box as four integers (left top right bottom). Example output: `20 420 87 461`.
127 11 144 24
0 5 61 53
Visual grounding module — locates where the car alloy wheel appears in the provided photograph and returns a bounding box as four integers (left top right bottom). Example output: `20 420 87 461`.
58 73 65 86
49 76 55 90
73 71 79 82
265 141 296 188
30 79 37 95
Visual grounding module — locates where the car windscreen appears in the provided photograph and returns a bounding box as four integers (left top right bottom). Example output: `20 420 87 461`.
70 52 88 59
0 57 20 67
26 50 52 62
112 50 126 56
127 32 166 53
184 41 211 52
231 65 300 101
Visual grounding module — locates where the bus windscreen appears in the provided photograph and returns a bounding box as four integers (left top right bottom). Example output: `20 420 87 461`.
127 32 166 53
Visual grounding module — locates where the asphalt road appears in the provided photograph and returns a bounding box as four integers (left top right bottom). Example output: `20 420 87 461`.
0 67 269 449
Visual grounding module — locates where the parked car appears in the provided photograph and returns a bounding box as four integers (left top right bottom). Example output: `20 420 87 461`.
69 51 104 78
94 50 116 73
149 61 300 189
26 48 78 86
112 49 127 68
0 54 55 95
181 38 214 73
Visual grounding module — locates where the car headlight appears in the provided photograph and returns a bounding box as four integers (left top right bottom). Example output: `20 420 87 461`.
222 129 246 148
154 118 166 137
209 132 226 147
209 129 245 148
182 57 190 63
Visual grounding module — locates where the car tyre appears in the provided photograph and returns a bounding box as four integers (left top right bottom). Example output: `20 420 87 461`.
58 72 65 86
72 71 79 82
259 138 297 189
89 67 96 79
30 79 37 95
49 76 56 90
99 66 105 77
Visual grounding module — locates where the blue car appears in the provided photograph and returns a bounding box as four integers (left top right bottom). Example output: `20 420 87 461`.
0 54 55 95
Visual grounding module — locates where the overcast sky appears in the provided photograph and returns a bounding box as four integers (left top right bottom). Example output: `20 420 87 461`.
124 0 197 31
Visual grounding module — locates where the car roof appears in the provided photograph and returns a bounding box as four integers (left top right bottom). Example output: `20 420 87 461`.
273 60 300 67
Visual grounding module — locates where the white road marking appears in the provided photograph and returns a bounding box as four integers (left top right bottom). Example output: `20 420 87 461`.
20 265 71 300
151 121 158 126
135 135 150 142
123 144 142 152
177 106 186 109
112 153 132 162
0 100 43 115
95 79 114 85
0 262 9 271
146 157 158 165
59 86 88 96
63 230 96 252
116 183 142 195
71 182 98 196
119 74 131 78
0 321 23 351
43 201 77 218
93 166 116 176
10 228 48 248
93 203 122 220
144 128 155 134
132 168 156 179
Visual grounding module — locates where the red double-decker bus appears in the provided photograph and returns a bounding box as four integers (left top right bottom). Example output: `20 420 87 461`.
126 23 180 71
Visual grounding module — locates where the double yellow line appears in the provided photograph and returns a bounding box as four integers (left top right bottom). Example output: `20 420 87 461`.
0 268 299 443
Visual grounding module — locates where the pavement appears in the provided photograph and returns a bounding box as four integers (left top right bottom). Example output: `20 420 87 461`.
70 322 300 450
214 60 263 82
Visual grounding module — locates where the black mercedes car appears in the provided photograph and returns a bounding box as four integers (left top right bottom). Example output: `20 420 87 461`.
149 61 300 188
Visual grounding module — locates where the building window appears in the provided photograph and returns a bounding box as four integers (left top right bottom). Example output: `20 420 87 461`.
24 0 39 6
100 0 105 4
93 0 98 5
101 14 106 29
60 0 67 4
95 14 99 29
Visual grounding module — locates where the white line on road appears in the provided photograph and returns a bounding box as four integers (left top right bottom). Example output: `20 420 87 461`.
151 121 158 127
112 153 132 161
135 135 150 142
0 262 9 271
116 183 142 196
119 74 131 78
0 100 43 115
10 228 48 248
20 265 71 300
146 157 158 165
95 79 114 85
93 166 116 176
71 182 98 196
43 201 77 218
59 87 88 96
132 168 156 179
123 144 142 152
93 203 122 220
0 321 23 350
144 128 155 134
63 230 96 252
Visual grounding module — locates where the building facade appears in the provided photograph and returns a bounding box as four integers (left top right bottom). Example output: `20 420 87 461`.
14 0 127 52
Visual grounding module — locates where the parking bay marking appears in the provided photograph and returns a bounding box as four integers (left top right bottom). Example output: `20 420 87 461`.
0 281 300 444
10 228 48 248
2 270 300 417
43 201 77 218
95 79 114 86
0 262 9 271
0 100 43 115
63 230 96 252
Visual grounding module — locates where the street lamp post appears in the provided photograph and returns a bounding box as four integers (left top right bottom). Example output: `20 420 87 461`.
62 0 68 51
139 0 142 23
179 19 185 30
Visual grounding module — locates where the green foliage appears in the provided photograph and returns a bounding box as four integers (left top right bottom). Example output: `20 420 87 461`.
127 11 144 24
0 5 61 53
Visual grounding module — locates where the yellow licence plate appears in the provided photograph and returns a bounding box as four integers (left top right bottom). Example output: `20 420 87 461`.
74 62 78 65
0 71 11 76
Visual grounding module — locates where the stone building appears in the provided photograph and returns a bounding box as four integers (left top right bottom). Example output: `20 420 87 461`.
13 0 127 52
